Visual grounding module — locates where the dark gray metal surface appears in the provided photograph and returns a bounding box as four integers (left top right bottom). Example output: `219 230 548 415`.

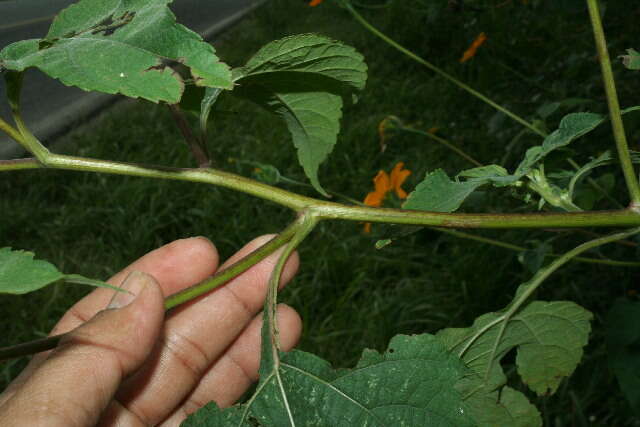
0 0 264 158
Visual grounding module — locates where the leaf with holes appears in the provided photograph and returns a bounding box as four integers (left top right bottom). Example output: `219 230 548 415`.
438 300 592 396
0 0 232 103
233 34 367 196
183 334 480 426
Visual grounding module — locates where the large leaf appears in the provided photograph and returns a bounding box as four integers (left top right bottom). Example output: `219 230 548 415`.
403 169 486 212
0 247 128 294
0 0 232 103
183 334 477 426
233 34 367 196
438 300 592 396
605 298 640 414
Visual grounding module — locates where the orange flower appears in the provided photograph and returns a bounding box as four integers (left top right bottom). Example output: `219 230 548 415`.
460 32 487 63
309 0 324 6
363 162 411 232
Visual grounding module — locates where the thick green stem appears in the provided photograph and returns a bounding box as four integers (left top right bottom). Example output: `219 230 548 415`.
165 215 304 309
0 116 24 144
3 155 640 228
586 0 640 206
0 216 304 361
344 3 545 138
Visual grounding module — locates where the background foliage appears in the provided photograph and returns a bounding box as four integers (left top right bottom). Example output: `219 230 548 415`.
1 0 640 424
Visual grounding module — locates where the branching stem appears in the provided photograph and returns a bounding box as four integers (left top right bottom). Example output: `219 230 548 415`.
586 0 640 206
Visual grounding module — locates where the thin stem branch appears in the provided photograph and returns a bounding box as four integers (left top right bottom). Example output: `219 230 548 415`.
586 0 640 206
344 3 545 138
167 104 211 168
435 227 640 267
400 127 483 167
3 155 640 228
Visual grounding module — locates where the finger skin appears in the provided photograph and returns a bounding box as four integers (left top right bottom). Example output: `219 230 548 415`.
0 237 220 403
0 272 165 427
110 235 300 425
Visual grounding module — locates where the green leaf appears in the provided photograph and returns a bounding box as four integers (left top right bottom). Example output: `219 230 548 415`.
0 0 232 103
233 34 367 196
438 300 592 396
183 334 477 426
515 113 605 176
200 88 223 137
621 48 640 70
605 298 640 414
403 169 486 212
457 164 519 187
0 247 64 294
0 248 128 295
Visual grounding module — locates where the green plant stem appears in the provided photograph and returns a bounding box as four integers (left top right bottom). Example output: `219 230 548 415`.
3 155 640 228
456 226 640 375
0 216 305 361
586 0 640 206
343 2 545 138
0 116 24 144
400 127 482 167
434 227 640 267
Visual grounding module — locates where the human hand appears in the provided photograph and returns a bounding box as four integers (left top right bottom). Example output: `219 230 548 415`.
0 235 302 426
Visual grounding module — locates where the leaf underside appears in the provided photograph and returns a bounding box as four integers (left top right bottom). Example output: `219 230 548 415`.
233 34 367 196
0 0 232 103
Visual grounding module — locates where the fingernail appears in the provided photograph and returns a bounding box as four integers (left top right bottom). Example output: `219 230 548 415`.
108 271 151 309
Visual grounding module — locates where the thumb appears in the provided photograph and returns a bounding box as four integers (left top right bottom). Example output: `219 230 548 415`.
0 271 164 427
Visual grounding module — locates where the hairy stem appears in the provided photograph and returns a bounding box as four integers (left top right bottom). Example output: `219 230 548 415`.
586 0 640 206
3 155 640 228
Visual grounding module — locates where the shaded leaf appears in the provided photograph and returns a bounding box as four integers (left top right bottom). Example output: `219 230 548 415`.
403 169 486 212
0 247 63 294
183 334 477 426
605 298 640 414
233 34 367 196
515 113 604 176
438 301 592 396
458 164 519 187
0 0 232 103
518 241 553 274
621 48 640 70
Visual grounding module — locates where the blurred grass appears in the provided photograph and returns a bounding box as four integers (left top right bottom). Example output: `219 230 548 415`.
2 0 640 423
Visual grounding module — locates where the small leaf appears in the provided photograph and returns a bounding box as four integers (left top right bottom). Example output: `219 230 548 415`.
458 164 519 187
438 300 592 396
515 113 605 176
403 169 486 212
605 298 640 414
518 241 553 274
183 334 477 426
233 34 367 196
0 0 232 103
621 48 640 70
0 247 63 294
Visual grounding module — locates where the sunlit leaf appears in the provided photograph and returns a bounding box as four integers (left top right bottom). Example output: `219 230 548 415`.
403 169 486 212
233 34 367 196
0 0 232 103
184 334 478 426
438 300 592 396
605 298 640 414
